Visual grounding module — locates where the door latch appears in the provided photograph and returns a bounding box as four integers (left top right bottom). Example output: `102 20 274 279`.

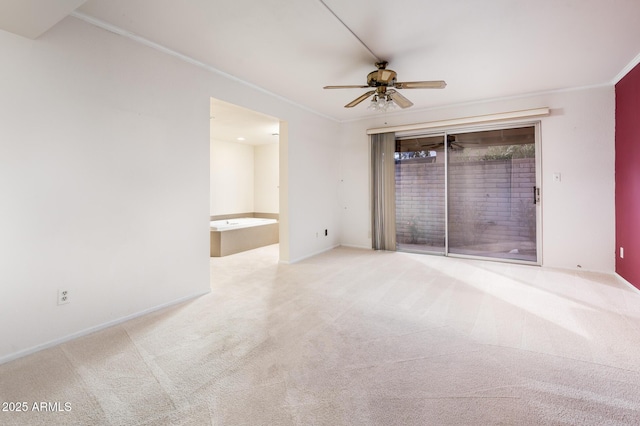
533 186 540 204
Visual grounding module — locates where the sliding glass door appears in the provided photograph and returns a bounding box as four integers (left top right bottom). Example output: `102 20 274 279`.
393 124 540 264
447 126 538 262
395 134 446 254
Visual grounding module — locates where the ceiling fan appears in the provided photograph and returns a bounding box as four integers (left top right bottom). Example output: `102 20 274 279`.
324 61 446 110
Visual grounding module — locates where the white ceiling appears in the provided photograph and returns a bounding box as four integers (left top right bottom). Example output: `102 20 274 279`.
2 0 640 126
0 0 86 39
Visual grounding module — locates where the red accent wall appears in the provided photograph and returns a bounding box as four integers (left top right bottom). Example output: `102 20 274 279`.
615 62 640 289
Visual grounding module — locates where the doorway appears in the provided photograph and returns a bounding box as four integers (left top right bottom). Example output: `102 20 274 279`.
394 123 540 264
209 98 280 218
209 98 285 259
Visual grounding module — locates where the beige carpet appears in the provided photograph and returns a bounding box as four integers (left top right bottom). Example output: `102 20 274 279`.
2 245 640 425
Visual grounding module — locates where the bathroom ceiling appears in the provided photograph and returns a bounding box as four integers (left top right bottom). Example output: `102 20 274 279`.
210 98 280 146
2 0 640 122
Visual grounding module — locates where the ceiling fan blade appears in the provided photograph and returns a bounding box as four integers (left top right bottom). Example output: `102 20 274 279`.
345 90 376 108
387 89 413 108
324 85 370 89
395 80 447 89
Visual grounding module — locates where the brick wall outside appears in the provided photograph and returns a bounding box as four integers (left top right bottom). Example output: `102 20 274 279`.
396 157 536 250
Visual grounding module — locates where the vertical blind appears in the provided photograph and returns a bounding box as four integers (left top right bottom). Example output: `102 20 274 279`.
371 132 396 250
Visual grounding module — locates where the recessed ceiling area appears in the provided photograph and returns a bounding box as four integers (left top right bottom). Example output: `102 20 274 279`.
210 98 280 146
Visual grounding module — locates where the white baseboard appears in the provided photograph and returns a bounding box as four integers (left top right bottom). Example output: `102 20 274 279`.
338 244 373 251
615 273 640 295
0 289 211 366
280 244 341 264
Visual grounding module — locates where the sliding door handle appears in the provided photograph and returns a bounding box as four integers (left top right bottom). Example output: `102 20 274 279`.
533 186 540 204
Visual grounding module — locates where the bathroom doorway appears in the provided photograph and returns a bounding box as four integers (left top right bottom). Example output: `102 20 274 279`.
209 98 283 259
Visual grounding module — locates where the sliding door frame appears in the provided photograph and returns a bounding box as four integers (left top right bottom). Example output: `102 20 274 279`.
395 119 542 265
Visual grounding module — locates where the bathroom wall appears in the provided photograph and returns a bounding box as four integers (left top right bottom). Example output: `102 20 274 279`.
209 139 255 216
209 140 279 217
254 142 279 214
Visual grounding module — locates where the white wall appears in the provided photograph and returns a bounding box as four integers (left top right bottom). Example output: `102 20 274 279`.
339 86 615 272
286 117 342 262
0 16 341 363
209 140 279 216
254 142 279 214
210 139 254 216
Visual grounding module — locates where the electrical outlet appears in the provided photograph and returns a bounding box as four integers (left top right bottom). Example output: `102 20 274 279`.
58 289 70 305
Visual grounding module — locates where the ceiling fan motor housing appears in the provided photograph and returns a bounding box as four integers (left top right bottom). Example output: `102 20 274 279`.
367 68 397 87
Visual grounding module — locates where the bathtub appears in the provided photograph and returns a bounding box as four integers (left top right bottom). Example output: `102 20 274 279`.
210 217 277 231
210 217 279 257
